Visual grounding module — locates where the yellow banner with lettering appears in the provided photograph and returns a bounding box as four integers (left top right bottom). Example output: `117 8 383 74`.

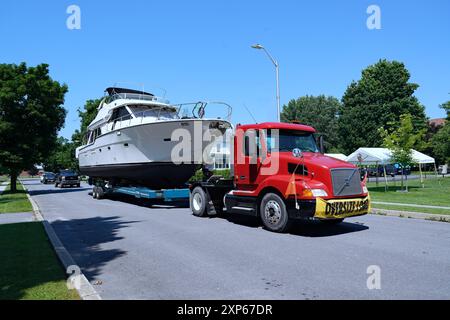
314 196 371 219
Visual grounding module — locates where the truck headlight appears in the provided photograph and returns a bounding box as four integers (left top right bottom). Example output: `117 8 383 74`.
311 189 328 197
363 186 368 194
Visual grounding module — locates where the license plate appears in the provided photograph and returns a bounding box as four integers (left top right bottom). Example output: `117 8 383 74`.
314 196 370 219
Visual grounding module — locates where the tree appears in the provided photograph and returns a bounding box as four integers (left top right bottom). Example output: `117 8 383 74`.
338 59 427 154
379 113 427 191
0 63 67 192
281 95 341 152
431 101 450 165
43 137 78 172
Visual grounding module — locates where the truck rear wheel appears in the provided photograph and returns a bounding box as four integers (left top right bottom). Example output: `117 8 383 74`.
190 186 209 217
260 193 291 233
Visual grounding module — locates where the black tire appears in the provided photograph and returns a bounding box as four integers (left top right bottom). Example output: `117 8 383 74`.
320 218 344 225
55 182 59 188
96 187 105 199
259 193 291 233
190 186 209 217
92 187 98 199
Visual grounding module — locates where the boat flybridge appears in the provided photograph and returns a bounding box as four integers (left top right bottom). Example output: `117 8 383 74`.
76 87 232 188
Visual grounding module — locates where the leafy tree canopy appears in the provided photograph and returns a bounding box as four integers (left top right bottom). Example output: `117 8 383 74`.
379 113 427 167
379 113 427 191
281 95 341 152
431 101 450 165
0 62 67 191
338 59 427 154
43 137 78 173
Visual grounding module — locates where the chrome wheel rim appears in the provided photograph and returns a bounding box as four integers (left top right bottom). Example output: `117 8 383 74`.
193 192 202 211
264 200 282 225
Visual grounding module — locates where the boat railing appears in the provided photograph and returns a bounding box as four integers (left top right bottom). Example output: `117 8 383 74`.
173 101 232 122
109 102 232 131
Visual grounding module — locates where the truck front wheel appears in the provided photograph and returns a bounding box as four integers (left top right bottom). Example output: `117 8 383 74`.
190 186 209 217
260 193 291 233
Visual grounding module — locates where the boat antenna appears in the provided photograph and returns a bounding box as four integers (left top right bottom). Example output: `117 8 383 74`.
243 103 258 124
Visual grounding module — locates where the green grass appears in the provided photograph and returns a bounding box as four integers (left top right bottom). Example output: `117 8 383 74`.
368 177 450 214
0 222 79 300
0 176 8 183
0 182 33 214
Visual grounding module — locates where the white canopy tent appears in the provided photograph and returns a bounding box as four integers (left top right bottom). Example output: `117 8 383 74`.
346 148 436 165
325 153 348 161
411 150 435 164
346 148 436 189
346 148 393 165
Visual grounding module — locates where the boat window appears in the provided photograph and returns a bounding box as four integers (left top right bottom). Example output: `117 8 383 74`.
110 107 132 122
87 128 101 144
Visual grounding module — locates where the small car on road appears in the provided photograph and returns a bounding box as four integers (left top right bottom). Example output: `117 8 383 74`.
40 172 56 184
55 170 81 188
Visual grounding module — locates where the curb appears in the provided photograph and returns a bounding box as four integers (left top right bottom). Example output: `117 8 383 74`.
24 186 102 300
370 208 450 223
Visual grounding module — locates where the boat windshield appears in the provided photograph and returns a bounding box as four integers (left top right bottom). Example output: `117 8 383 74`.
128 105 179 120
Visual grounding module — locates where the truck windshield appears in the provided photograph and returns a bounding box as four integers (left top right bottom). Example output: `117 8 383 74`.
267 130 319 153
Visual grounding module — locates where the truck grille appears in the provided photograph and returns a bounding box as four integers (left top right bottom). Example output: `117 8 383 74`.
330 168 362 196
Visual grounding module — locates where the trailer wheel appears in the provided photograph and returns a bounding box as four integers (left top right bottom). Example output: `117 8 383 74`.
190 186 209 217
93 186 105 200
260 193 291 233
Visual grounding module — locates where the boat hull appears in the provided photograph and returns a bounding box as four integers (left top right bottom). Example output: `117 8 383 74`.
80 162 199 188
77 119 229 188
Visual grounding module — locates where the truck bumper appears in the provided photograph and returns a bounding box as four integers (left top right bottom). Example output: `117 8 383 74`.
287 196 371 220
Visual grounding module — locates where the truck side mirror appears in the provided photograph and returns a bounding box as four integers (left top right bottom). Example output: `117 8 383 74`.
319 135 325 154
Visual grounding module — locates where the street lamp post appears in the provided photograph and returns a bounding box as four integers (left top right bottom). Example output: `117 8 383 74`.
251 44 280 122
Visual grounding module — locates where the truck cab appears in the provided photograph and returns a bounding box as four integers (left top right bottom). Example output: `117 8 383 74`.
189 122 370 232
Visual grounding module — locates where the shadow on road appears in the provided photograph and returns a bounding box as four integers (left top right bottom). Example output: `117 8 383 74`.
207 213 369 237
28 187 91 196
82 193 368 238
50 216 137 280
289 220 369 237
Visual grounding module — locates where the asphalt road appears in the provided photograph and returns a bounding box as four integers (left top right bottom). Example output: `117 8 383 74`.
23 179 450 299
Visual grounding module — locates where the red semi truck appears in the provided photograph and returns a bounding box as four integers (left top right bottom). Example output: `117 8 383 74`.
189 122 371 232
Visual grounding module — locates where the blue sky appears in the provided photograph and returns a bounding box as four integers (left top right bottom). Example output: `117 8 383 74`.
1 0 449 139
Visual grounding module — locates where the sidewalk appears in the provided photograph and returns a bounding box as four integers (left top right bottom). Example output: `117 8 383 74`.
372 201 450 210
0 212 35 225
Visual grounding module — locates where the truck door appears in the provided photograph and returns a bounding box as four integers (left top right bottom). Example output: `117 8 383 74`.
234 129 259 189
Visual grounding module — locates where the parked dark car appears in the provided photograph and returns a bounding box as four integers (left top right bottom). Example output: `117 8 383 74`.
55 170 80 188
40 172 56 184
367 165 396 177
395 166 411 175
